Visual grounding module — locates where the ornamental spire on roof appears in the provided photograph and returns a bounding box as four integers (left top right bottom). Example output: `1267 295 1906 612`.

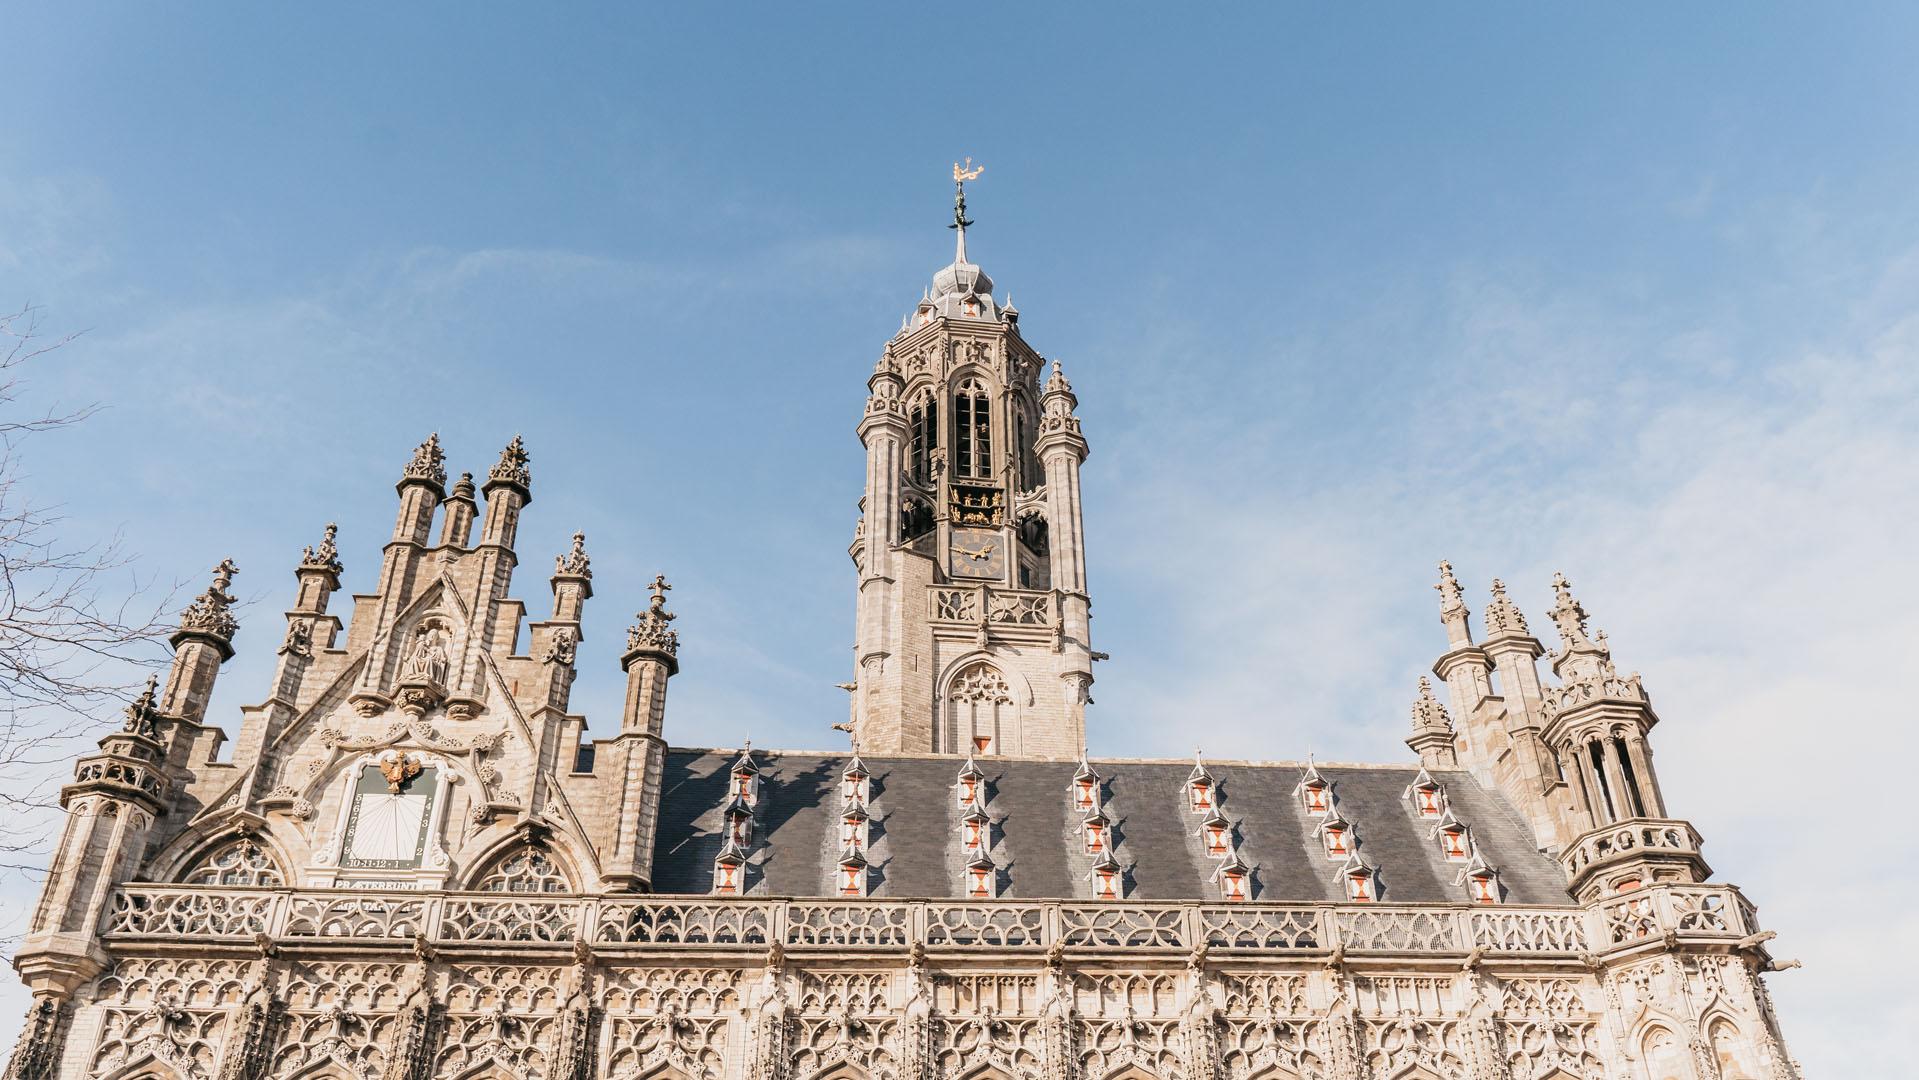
950 157 982 265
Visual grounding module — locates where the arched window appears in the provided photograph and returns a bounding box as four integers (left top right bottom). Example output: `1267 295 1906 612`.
182 835 284 886
909 394 938 484
946 662 1012 754
474 845 574 893
954 379 992 479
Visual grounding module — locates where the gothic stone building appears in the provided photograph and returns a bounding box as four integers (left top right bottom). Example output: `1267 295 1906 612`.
6 185 1801 1080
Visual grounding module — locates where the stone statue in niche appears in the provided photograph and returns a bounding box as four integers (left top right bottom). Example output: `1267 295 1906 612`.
401 625 450 688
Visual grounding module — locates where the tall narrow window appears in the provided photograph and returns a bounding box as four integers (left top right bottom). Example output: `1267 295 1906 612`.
955 379 991 479
1613 736 1647 817
909 396 937 484
1588 740 1617 822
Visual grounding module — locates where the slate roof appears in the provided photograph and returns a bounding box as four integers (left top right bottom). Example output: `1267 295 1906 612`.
649 750 1570 904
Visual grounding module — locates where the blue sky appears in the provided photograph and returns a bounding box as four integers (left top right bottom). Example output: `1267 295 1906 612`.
5 4 1917 1071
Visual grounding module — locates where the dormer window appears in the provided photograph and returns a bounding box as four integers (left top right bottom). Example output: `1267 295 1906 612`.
961 805 989 853
840 808 869 850
1321 823 1350 858
1188 777 1214 813
838 849 868 897
1090 851 1122 900
1342 860 1377 902
966 855 996 898
713 842 746 896
730 746 761 807
1083 809 1109 854
725 802 753 845
1200 810 1231 857
1440 825 1470 861
1347 869 1375 901
1072 763 1100 812
957 756 984 808
840 760 869 807
1413 784 1443 817
962 297 980 317
1302 782 1329 816
916 304 934 327
1467 868 1499 904
1215 853 1251 902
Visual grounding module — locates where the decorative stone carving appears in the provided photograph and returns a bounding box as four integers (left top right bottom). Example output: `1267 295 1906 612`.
628 575 680 657
122 674 163 739
179 558 240 641
491 434 532 490
402 432 447 487
555 531 592 578
301 522 343 573
1484 578 1529 637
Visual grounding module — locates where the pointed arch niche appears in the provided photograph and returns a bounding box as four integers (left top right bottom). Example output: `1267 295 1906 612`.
179 833 286 887
943 660 1016 755
470 841 577 893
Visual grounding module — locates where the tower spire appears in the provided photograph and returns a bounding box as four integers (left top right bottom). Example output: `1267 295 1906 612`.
950 157 982 265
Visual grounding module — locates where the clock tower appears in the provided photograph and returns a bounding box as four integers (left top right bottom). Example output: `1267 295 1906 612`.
848 165 1094 758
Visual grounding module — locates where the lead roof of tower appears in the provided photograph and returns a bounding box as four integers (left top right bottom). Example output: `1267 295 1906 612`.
649 749 1567 902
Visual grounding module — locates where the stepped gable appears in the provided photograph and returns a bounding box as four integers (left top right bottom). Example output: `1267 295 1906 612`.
650 749 1566 902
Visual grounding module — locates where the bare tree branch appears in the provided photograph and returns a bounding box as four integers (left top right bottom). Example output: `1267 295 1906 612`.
0 303 172 887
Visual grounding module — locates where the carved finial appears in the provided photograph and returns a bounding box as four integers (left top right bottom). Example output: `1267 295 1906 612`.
627 574 679 656
300 522 343 574
402 433 447 487
451 471 476 499
179 558 240 640
1436 561 1465 617
1547 571 1592 649
1483 578 1529 636
1045 359 1071 395
490 434 531 490
122 674 162 737
555 531 592 577
1412 676 1453 734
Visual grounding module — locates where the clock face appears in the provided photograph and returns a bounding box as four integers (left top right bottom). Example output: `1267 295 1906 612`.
340 761 439 870
948 527 1006 580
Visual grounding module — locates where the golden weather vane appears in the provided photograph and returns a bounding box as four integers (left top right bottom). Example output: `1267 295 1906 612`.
950 157 983 242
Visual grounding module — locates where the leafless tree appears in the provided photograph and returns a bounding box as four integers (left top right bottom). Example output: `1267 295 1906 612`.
0 303 171 875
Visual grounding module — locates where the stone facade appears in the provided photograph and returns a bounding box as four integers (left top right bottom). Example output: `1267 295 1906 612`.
4 183 1801 1080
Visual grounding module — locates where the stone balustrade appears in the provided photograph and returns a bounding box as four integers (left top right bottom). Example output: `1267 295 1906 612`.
101 884 1752 958
1560 817 1706 892
1540 669 1648 722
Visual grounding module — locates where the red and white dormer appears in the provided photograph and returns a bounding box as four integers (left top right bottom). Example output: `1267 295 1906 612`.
1199 807 1233 857
966 852 997 898
722 795 754 846
1339 853 1379 902
1316 805 1356 859
1403 767 1446 819
841 755 870 809
1213 848 1252 902
1186 755 1216 813
713 838 747 896
1081 806 1111 855
1089 848 1123 900
730 744 762 807
1432 810 1471 862
960 802 990 854
956 753 985 809
1295 760 1331 817
837 844 868 897
1457 849 1500 904
1071 756 1102 813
